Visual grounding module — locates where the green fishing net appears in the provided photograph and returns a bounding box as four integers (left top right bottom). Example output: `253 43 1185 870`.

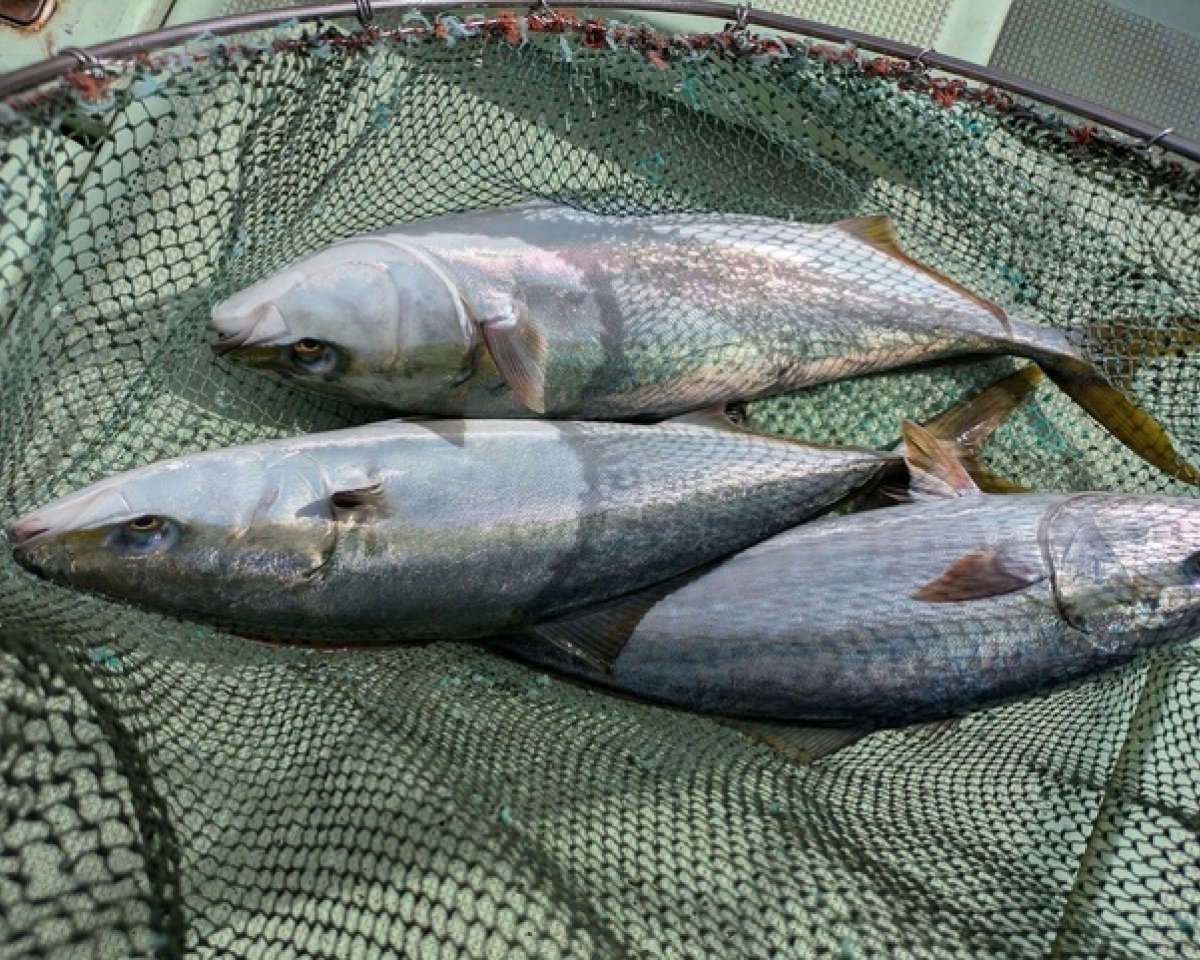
2 9 1199 958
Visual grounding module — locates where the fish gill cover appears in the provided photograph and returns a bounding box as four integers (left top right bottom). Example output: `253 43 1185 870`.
0 9 1198 959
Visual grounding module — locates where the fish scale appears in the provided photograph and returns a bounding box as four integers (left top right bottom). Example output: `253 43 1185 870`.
6 417 890 643
211 202 1200 484
504 429 1200 757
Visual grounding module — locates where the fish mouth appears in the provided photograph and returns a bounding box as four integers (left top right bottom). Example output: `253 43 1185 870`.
210 339 287 372
10 545 47 579
211 328 253 357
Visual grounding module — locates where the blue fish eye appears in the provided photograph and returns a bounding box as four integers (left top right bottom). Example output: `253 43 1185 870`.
287 338 340 376
108 516 179 555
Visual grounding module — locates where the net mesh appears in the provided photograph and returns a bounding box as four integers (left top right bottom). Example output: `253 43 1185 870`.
1 11 1199 958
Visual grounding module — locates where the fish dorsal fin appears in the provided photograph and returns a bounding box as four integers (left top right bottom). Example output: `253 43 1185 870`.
330 482 390 520
527 572 703 673
478 305 548 415
839 215 1011 332
912 547 1046 602
665 405 740 431
900 420 980 500
719 719 872 763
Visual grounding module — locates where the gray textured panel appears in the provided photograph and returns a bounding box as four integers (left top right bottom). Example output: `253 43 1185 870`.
992 0 1200 139
212 0 954 47
732 0 951 45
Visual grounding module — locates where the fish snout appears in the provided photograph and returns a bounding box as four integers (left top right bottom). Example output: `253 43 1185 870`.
7 518 52 580
7 516 49 547
210 300 288 355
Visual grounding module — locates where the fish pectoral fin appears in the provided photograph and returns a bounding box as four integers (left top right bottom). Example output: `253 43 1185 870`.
718 719 873 763
330 482 391 520
912 547 1046 602
526 572 704 673
900 420 981 500
838 215 1011 332
478 304 548 415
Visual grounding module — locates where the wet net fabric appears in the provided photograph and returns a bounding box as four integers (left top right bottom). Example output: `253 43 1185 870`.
1 13 1199 958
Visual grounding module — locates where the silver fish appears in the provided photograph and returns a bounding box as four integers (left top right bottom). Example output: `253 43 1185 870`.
504 421 1200 757
4 371 1030 642
210 202 1199 484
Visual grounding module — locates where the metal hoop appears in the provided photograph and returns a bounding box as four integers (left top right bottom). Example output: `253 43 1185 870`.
1141 126 1175 151
910 46 935 71
58 46 107 73
354 0 374 26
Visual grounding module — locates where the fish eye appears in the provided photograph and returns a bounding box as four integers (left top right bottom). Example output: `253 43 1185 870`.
108 516 180 556
1182 551 1200 581
287 338 340 376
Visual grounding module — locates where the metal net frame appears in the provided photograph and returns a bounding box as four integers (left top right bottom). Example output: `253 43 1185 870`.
1 3 1199 958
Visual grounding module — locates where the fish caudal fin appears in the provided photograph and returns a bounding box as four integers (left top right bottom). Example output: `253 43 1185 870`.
898 365 1043 494
1039 336 1200 484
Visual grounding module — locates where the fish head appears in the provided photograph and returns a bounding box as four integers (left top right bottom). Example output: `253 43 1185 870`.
7 449 337 629
1046 493 1200 644
210 237 472 403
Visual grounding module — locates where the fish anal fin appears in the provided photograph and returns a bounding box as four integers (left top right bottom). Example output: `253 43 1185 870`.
839 215 1012 333
901 716 964 743
719 719 872 763
912 548 1045 603
330 482 390 520
479 305 548 415
666 405 741 431
900 420 981 500
958 459 1031 494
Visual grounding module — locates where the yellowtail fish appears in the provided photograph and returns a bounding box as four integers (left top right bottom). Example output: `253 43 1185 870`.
502 421 1200 761
211 201 1198 483
6 373 1035 643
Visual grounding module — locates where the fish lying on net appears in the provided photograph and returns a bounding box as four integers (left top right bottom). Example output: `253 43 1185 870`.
500 420 1200 761
211 201 1200 484
4 370 1035 643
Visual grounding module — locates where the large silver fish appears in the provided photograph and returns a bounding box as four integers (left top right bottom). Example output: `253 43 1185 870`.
502 421 1200 758
211 201 1199 484
4 374 1032 642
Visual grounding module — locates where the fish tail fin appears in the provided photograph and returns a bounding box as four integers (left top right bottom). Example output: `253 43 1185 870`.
899 364 1044 493
1035 321 1200 486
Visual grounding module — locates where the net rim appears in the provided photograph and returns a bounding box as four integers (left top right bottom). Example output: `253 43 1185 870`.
0 0 1196 165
